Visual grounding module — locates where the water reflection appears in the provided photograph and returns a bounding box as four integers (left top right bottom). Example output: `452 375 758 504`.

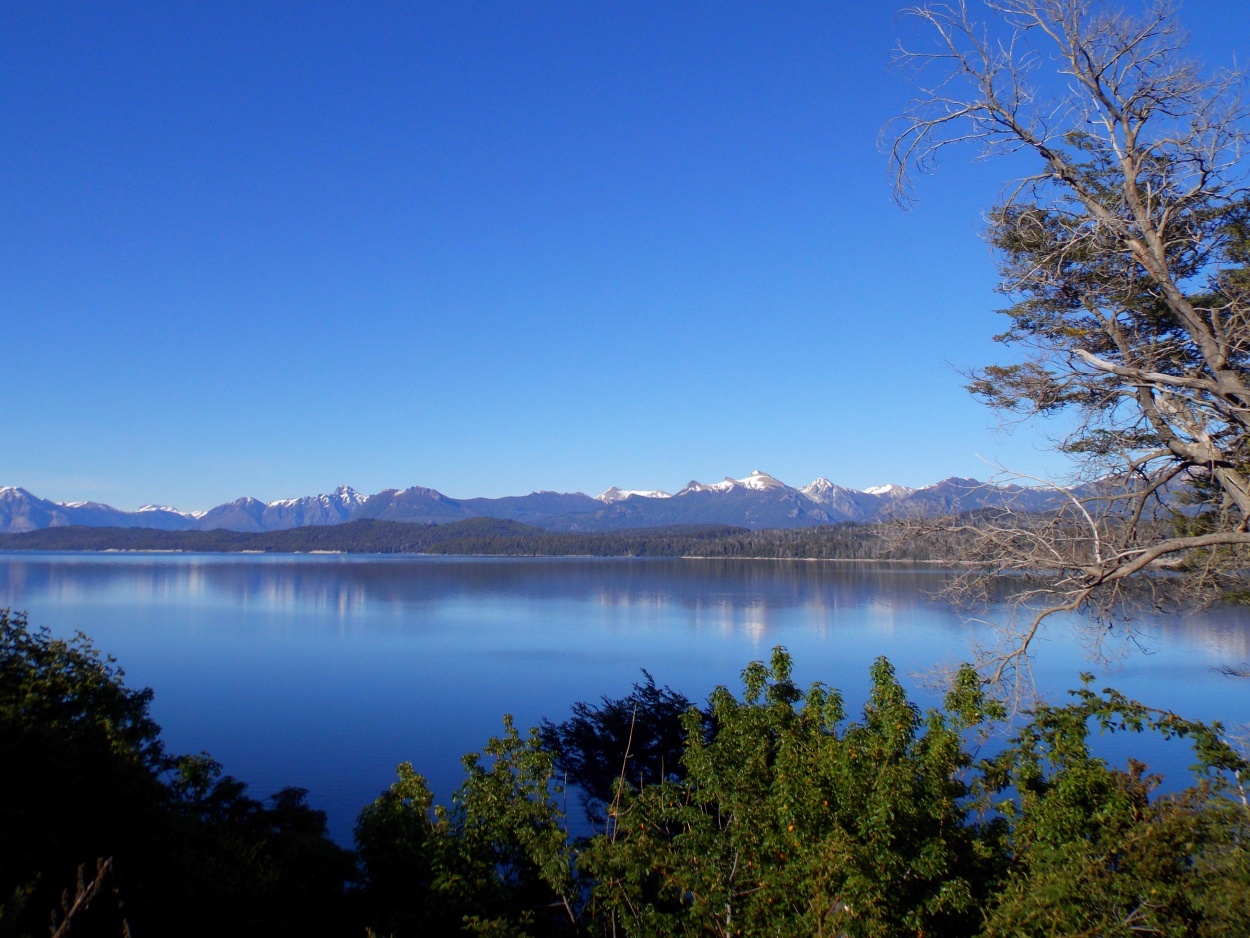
0 554 970 646
3 553 1243 652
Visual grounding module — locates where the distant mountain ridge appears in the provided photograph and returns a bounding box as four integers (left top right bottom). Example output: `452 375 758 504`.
0 471 1094 535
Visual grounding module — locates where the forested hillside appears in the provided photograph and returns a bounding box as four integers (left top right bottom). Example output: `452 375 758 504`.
0 517 924 560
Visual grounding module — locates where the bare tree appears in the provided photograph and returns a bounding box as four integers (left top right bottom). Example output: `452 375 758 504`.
885 0 1250 684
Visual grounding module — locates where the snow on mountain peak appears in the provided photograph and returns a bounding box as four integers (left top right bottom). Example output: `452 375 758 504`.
921 477 982 490
598 486 673 504
333 484 367 506
677 471 789 496
864 484 915 498
738 470 785 491
266 485 367 510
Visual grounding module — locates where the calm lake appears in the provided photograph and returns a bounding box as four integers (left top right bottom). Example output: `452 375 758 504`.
3 551 1248 844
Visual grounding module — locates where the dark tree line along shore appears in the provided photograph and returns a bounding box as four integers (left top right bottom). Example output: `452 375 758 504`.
0 517 927 560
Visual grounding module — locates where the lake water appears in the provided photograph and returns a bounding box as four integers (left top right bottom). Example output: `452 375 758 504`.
3 552 1248 844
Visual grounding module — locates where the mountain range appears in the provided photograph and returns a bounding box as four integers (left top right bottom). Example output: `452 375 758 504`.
0 471 1088 536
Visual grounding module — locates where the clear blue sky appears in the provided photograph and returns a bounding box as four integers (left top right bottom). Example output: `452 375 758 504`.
4 1 1247 510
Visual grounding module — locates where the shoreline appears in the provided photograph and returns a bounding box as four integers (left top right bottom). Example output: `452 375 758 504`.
1 547 939 563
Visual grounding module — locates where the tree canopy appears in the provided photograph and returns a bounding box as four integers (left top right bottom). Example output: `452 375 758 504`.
888 0 1250 677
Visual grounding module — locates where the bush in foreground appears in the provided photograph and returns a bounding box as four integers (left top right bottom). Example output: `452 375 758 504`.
0 609 355 938
359 651 1250 936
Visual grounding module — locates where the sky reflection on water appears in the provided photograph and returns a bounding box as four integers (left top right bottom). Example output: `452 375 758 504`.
2 552 1247 844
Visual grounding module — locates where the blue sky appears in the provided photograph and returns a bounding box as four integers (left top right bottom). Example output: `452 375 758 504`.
4 1 1248 510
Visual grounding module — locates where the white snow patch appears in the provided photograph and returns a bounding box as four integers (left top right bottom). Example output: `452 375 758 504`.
800 478 837 495
736 470 786 491
333 484 366 506
266 486 366 510
677 480 715 495
598 486 672 504
679 471 789 495
864 484 915 498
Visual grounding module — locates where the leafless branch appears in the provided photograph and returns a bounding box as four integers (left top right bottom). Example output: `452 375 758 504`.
885 0 1250 687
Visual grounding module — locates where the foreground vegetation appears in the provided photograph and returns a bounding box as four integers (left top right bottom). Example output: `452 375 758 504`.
3 607 1248 936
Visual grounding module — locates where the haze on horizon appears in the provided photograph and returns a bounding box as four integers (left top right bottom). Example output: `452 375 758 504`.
5 1 1248 511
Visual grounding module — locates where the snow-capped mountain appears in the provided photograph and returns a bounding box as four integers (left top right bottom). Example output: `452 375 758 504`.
260 485 369 530
0 472 1126 536
0 487 68 533
736 470 787 491
799 478 884 521
196 497 270 532
863 483 916 499
596 471 831 529
0 486 198 533
676 470 788 496
597 487 673 504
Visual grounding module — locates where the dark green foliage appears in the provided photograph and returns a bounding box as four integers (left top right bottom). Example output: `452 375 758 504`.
0 609 354 938
354 762 437 936
356 720 582 937
361 649 1249 937
581 651 1004 937
167 764 357 937
979 681 1250 937
540 672 698 823
0 609 169 936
